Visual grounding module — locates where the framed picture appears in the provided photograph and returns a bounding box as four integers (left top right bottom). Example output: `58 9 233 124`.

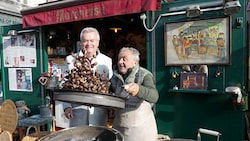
180 72 208 90
164 17 231 66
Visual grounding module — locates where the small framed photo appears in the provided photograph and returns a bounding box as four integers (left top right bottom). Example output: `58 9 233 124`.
180 72 208 90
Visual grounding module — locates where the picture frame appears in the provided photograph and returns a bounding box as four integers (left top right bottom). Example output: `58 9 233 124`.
180 72 208 90
164 17 231 66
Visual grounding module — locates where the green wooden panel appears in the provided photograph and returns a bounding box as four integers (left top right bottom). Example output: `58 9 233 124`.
147 0 247 140
0 24 44 114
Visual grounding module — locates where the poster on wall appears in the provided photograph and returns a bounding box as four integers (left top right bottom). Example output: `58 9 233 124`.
8 68 33 92
2 33 36 67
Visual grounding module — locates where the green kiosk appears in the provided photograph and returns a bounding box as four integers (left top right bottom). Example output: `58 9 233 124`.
0 0 249 140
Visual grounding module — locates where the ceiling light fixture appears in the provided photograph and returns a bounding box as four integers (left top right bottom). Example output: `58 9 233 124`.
186 5 202 18
48 30 56 39
109 28 122 33
7 30 17 36
224 0 241 15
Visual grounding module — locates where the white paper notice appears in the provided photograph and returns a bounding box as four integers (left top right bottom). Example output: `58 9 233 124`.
2 34 37 67
8 68 33 92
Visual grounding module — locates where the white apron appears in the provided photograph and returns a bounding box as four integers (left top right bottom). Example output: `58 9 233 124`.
113 96 158 141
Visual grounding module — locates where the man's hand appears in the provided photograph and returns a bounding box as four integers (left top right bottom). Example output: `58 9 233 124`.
64 107 74 119
124 83 139 96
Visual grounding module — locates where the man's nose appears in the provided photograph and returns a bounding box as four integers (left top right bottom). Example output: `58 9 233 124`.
86 41 91 45
118 58 123 63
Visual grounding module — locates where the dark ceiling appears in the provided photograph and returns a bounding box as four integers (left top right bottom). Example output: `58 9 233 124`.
45 12 146 56
45 12 144 40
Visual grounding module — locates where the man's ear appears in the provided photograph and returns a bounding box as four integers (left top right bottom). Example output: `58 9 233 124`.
135 61 139 65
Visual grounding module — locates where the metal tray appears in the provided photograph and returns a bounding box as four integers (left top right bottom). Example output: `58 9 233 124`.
38 126 124 141
53 89 125 109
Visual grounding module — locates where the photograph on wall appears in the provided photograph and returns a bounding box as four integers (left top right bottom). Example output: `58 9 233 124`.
2 33 36 67
8 68 33 92
164 17 230 65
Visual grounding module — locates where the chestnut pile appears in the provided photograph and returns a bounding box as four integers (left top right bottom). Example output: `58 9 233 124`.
61 55 111 94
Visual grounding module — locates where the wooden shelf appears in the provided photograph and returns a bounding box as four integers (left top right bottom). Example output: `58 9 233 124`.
168 89 223 94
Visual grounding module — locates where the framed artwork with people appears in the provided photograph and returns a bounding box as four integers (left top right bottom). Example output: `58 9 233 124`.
164 17 231 66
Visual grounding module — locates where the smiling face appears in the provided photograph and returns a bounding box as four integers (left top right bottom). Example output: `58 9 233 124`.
117 49 138 74
81 31 99 57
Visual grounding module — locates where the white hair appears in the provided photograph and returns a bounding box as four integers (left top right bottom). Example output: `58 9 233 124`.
120 47 140 62
80 27 100 41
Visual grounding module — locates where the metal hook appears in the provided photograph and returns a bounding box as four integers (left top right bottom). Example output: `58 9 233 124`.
172 68 179 78
215 67 222 77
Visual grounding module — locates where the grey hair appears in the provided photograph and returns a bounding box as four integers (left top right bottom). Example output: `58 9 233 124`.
120 47 140 62
80 27 100 41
